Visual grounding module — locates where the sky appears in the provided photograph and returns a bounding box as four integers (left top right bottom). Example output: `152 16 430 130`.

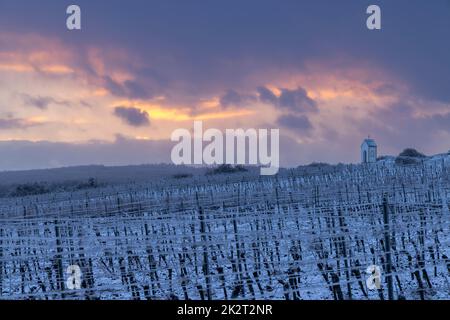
0 0 449 170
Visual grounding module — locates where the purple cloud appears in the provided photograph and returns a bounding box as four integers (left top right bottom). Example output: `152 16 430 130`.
277 114 313 135
0 118 41 129
113 106 150 127
21 94 70 110
258 86 318 114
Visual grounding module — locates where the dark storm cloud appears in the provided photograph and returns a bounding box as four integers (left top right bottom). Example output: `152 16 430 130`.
257 86 278 105
219 90 256 108
113 106 150 127
220 90 242 107
0 0 449 167
277 114 313 135
20 94 70 110
123 80 151 99
101 65 170 100
103 77 125 97
2 0 448 102
279 87 318 113
258 86 318 114
104 77 154 100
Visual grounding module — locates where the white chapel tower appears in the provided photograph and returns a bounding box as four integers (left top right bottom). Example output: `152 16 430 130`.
361 137 377 163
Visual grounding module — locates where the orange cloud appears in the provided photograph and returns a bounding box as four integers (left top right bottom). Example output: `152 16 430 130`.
39 65 74 74
0 33 77 75
0 63 33 73
111 100 254 122
199 97 220 109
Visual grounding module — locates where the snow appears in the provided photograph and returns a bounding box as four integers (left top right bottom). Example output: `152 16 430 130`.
0 156 449 300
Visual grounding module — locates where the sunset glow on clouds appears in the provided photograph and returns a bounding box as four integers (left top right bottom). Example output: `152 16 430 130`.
0 0 449 169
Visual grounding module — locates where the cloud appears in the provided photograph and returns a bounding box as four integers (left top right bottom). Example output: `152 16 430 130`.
79 100 92 108
219 86 319 114
0 134 308 171
373 83 398 96
257 86 278 105
426 112 450 132
113 106 150 127
104 77 154 100
0 2 449 167
2 1 450 103
0 117 42 129
220 90 242 107
0 137 172 171
258 86 318 114
354 102 450 155
219 89 256 108
279 87 318 113
277 114 313 135
20 94 71 110
123 80 151 99
258 86 317 137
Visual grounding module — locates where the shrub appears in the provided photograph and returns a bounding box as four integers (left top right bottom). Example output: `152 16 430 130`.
172 173 193 179
398 148 426 158
395 156 421 166
206 164 248 175
11 183 49 197
305 162 330 168
77 177 99 190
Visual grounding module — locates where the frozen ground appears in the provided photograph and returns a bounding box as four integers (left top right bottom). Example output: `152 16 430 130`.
0 158 449 300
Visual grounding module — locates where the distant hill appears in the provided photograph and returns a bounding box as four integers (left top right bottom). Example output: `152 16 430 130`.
0 164 208 186
0 150 448 198
0 163 262 198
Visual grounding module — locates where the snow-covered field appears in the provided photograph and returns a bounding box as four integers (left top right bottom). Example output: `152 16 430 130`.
0 159 449 300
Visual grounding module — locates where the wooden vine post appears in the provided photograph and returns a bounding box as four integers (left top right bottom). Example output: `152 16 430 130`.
383 197 394 300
